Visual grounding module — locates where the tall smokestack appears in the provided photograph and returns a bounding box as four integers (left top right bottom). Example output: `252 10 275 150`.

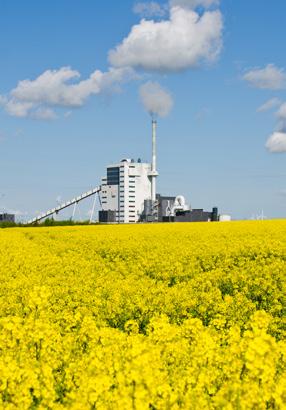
151 117 158 202
139 81 173 206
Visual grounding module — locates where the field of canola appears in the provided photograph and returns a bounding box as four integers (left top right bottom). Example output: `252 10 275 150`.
0 221 286 409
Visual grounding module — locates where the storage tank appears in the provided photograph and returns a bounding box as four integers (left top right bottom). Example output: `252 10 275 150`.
219 214 231 222
212 207 218 222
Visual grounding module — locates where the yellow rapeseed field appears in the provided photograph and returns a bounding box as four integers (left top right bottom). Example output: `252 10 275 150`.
0 221 286 409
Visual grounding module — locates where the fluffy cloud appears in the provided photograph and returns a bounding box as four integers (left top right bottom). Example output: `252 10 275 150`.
1 1 224 121
257 97 281 113
259 99 286 153
265 132 286 153
0 66 134 119
277 102 286 120
139 81 173 117
0 96 33 118
169 0 219 9
11 66 134 107
243 64 286 90
133 2 168 17
109 6 223 72
133 0 219 18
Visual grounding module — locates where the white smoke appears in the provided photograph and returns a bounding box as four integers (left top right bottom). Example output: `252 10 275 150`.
139 81 173 117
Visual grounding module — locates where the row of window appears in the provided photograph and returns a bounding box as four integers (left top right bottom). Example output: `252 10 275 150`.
107 167 120 186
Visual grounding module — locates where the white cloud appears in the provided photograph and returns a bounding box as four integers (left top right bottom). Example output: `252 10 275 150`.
133 0 219 18
11 66 134 108
0 96 34 118
139 81 173 117
133 2 168 17
170 0 219 9
265 132 286 153
0 66 134 119
31 107 57 120
257 97 281 113
109 6 223 72
243 64 286 90
277 102 286 120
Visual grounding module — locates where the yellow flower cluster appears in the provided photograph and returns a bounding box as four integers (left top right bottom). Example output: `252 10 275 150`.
0 220 286 409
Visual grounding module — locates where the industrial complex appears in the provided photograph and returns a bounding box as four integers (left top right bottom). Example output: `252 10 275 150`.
25 118 228 225
98 118 220 224
98 157 219 224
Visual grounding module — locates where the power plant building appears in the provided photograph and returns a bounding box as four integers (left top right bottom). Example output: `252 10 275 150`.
99 159 152 223
98 115 220 224
97 118 222 224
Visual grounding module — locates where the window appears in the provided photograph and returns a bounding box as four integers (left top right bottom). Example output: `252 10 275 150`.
107 167 119 185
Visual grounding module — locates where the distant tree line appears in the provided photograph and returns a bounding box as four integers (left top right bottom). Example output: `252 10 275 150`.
0 218 99 229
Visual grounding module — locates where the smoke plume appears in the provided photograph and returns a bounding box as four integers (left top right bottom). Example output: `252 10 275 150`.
139 81 173 117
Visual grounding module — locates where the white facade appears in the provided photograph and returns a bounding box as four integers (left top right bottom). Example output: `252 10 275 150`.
219 214 232 222
100 159 152 223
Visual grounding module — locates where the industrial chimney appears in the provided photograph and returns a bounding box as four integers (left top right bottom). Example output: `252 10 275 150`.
150 117 159 203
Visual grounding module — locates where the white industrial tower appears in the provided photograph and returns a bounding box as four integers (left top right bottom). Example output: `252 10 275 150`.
100 159 152 223
149 118 159 203
99 117 160 223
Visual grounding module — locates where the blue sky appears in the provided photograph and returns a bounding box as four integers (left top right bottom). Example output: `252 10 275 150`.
1 0 286 221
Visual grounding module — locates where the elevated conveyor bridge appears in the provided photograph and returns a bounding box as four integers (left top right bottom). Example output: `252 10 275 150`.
26 185 101 225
